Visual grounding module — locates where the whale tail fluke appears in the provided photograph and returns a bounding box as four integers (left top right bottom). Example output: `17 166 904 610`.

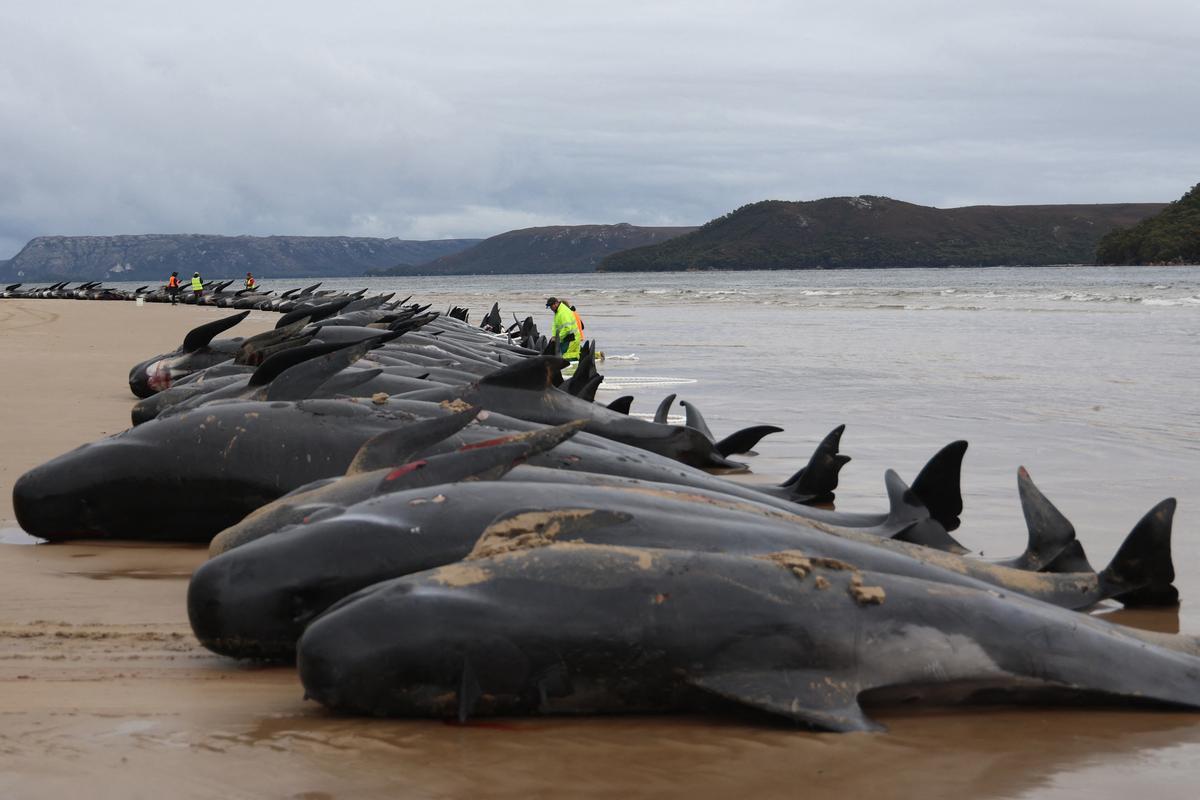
1099 498 1178 607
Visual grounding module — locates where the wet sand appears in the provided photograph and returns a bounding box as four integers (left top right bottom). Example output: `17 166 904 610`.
2 299 1199 799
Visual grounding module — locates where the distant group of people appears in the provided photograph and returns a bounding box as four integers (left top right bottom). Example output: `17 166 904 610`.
164 271 257 305
546 296 585 360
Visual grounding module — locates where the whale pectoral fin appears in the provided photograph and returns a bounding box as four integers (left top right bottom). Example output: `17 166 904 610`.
687 670 882 733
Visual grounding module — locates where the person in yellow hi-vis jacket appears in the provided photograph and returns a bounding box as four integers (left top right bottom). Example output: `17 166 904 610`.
545 296 580 361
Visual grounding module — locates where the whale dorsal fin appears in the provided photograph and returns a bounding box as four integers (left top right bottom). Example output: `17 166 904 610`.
777 425 848 502
716 425 785 458
345 406 482 474
910 441 968 532
679 400 714 440
654 393 676 424
606 395 634 415
479 356 566 392
181 310 250 352
1013 466 1077 570
884 470 969 554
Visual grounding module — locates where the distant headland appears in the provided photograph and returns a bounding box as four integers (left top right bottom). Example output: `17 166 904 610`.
3 187 1196 281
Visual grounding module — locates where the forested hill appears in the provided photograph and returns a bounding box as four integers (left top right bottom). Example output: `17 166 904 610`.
1096 183 1200 265
597 197 1166 271
378 223 697 276
0 235 481 281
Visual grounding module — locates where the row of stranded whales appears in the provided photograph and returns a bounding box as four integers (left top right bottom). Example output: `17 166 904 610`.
2 279 365 309
9 301 1190 732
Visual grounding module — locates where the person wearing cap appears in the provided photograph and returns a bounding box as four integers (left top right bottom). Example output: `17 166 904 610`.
190 271 204 300
546 296 580 361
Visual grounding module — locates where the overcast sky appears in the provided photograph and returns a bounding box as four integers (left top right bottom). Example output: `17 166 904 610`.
1 0 1198 257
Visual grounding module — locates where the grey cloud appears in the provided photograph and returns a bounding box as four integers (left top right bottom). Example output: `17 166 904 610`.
1 0 1198 257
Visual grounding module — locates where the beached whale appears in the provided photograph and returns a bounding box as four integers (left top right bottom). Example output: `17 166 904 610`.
187 474 1173 659
295 543 1200 729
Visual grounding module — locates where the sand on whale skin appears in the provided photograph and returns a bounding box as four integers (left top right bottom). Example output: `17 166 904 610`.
1 298 1199 800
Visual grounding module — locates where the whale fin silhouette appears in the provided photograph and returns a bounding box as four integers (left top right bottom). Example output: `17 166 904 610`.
576 374 604 403
1012 466 1077 570
247 341 344 387
885 470 970 554
778 425 849 504
679 400 715 440
181 310 250 352
479 356 568 391
654 393 677 424
715 425 785 458
264 334 398 402
1099 498 1177 607
606 395 634 415
910 441 968 532
345 406 483 474
316 368 383 397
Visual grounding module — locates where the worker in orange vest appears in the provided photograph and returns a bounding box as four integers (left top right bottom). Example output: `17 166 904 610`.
166 272 181 305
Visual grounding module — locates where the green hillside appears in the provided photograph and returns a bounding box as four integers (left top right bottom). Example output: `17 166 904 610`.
598 196 1165 271
1096 184 1200 265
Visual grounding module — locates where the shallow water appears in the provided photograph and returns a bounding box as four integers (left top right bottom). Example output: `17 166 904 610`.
84 266 1200 796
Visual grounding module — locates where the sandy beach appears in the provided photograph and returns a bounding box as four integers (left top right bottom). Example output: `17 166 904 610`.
2 298 1198 800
